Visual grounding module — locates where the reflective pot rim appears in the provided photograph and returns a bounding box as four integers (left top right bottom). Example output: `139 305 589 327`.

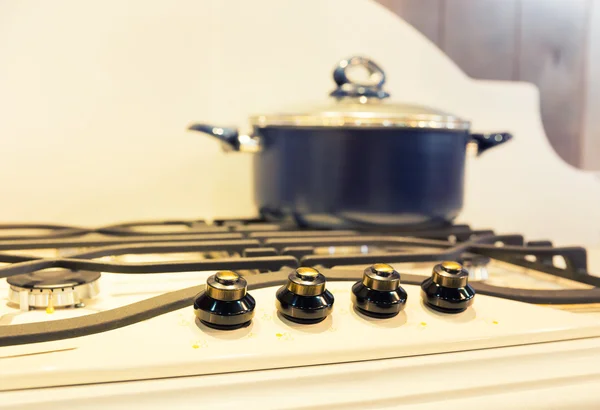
248 113 471 130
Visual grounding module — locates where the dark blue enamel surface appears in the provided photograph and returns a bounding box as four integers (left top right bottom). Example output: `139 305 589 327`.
255 127 470 229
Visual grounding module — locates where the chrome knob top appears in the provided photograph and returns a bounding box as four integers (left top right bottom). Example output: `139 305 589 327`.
206 271 247 301
440 261 462 274
362 263 401 291
371 263 395 275
286 267 327 297
295 266 320 281
214 270 240 285
431 261 469 288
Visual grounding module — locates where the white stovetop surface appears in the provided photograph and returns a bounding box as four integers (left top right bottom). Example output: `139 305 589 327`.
1 251 600 408
1 251 600 393
1 279 600 392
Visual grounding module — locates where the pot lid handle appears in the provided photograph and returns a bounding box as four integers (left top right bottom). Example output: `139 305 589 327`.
330 56 390 99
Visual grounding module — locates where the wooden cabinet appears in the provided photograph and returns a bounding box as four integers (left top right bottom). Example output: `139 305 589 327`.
378 0 596 169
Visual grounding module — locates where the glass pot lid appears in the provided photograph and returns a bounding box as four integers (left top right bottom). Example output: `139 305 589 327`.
250 56 471 130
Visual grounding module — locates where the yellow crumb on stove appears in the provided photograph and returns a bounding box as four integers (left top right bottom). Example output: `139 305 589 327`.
275 332 293 341
191 340 207 349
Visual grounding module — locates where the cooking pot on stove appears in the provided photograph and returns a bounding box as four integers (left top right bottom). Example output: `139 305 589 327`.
189 56 512 229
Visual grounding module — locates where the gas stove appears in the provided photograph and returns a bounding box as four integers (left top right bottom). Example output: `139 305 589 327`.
2 220 600 409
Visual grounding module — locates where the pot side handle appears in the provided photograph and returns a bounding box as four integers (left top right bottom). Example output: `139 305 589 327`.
188 124 262 153
470 132 513 156
188 123 242 151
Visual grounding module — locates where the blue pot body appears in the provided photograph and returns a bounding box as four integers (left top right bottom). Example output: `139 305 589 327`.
254 126 471 229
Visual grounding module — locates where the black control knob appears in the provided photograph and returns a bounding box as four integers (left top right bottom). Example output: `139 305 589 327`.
275 267 334 324
193 271 256 330
351 263 407 318
420 261 475 313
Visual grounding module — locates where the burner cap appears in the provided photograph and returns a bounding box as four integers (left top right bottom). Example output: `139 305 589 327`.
7 269 100 289
459 253 491 266
458 253 490 281
7 269 101 309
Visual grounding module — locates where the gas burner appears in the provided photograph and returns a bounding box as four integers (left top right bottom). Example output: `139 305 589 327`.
458 253 490 281
7 269 100 310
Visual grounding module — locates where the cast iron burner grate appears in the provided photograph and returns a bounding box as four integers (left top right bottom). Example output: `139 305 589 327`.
0 218 598 347
0 220 492 242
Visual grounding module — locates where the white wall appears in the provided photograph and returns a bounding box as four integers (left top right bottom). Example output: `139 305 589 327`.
0 0 248 224
0 0 467 225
